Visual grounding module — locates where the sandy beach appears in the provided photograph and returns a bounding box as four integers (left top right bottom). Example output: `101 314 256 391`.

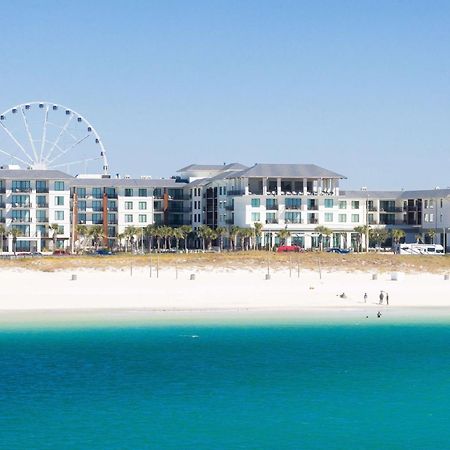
1 266 450 315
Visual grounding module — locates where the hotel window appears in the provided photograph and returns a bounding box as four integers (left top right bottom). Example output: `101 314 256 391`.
285 212 301 223
108 226 116 237
351 201 360 209
324 213 333 222
223 186 227 195
251 198 260 207
54 181 65 191
92 200 102 211
351 214 360 222
58 225 64 234
338 214 347 223
125 214 133 223
55 196 64 206
266 199 278 210
430 213 434 222
251 212 260 222
108 213 116 224
75 187 86 198
36 210 47 222
125 201 133 210
36 195 47 207
12 181 31 192
138 188 147 197
36 180 48 193
139 201 147 210
339 201 347 209
78 200 86 211
125 188 134 197
78 213 86 224
266 212 277 224
285 198 301 209
440 199 443 208
54 211 64 221
139 214 147 223
105 187 116 198
424 213 429 223
92 188 103 199
219 187 223 195
92 213 102 224
324 199 334 208
429 199 434 209
108 200 116 210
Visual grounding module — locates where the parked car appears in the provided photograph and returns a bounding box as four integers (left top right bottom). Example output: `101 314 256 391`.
276 245 302 253
327 247 352 254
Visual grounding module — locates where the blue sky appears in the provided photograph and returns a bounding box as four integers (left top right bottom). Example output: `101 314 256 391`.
1 1 449 189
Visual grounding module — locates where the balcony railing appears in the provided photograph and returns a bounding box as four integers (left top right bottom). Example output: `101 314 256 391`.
12 188 32 193
368 206 378 212
36 188 49 193
92 207 103 212
227 190 245 196
307 218 319 224
266 204 279 210
307 205 318 210
285 205 301 210
107 206 118 212
36 203 49 208
380 207 403 213
11 218 31 223
265 219 279 224
36 217 49 223
11 203 32 208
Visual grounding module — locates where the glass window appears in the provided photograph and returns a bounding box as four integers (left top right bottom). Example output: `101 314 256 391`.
351 214 360 222
139 214 147 223
125 201 133 210
125 214 133 223
266 199 278 210
54 211 64 220
12 181 31 192
36 180 48 193
58 225 64 234
125 188 133 197
92 213 102 224
54 181 65 191
324 199 334 208
36 195 47 207
107 213 116 224
251 212 260 221
324 213 333 222
285 212 301 223
92 200 102 211
36 210 47 222
105 187 116 198
251 198 260 208
138 188 147 197
92 187 102 199
339 201 347 209
266 212 277 224
285 198 301 209
75 187 86 198
139 201 147 210
55 196 64 206
78 200 86 211
78 213 86 224
351 201 360 209
338 214 347 223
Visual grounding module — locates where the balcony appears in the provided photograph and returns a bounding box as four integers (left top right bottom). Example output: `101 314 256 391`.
169 207 191 213
367 206 378 212
11 203 32 208
380 207 403 213
36 217 49 223
11 218 31 223
92 207 103 212
36 203 49 208
0 187 5 194
0 202 5 208
0 217 5 223
307 205 318 210
265 219 279 224
227 190 245 196
285 204 301 210
36 188 49 193
266 204 279 211
307 218 319 224
107 206 118 212
12 188 32 193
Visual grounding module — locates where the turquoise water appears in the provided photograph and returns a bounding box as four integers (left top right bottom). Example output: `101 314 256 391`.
1 320 450 449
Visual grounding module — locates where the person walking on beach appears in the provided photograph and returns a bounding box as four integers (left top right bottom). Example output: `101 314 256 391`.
364 293 368 303
386 293 389 306
379 291 384 305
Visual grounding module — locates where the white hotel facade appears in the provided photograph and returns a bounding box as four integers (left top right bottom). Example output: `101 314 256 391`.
1 162 450 252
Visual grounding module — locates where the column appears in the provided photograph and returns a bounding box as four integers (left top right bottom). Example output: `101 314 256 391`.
262 178 267 195
277 178 281 195
303 178 308 195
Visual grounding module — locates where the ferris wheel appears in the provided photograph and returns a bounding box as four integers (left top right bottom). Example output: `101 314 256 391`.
0 101 109 175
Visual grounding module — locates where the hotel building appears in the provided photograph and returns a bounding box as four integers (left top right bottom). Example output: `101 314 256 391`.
1 163 450 252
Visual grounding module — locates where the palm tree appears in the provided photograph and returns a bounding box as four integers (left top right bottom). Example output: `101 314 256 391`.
426 229 436 244
276 227 291 246
229 225 240 251
76 224 88 252
315 225 332 251
49 223 60 251
215 226 227 251
160 226 173 250
253 222 263 250
415 233 423 244
154 226 163 252
353 225 369 252
0 223 5 253
198 225 211 251
9 227 21 255
117 232 125 252
369 228 389 250
88 225 104 250
124 226 139 252
172 227 184 251
143 224 157 252
391 229 405 249
179 225 192 251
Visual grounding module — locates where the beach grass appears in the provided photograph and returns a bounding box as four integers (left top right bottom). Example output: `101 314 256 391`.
1 251 450 273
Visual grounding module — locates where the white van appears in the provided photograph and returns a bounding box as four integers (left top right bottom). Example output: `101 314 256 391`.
396 243 445 255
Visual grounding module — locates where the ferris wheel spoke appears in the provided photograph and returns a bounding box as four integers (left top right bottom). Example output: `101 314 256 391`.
19 107 39 162
46 133 91 165
39 104 50 164
45 113 74 163
0 147 33 167
0 122 34 163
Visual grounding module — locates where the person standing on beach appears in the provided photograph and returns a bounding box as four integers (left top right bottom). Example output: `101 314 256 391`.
386 293 389 306
379 291 384 305
364 293 367 303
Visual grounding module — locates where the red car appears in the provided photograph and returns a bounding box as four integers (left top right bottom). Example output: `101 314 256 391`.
276 245 302 253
